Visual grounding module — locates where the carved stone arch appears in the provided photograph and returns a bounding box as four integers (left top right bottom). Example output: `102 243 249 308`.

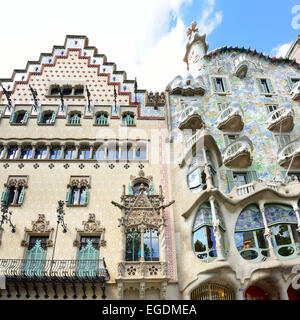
246 274 281 299
129 170 154 193
21 214 55 252
73 213 106 248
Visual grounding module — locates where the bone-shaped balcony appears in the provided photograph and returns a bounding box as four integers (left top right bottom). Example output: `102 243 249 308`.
215 102 244 131
278 138 300 168
266 103 294 132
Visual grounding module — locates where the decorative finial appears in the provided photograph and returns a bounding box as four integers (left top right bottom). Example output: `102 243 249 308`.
187 21 199 41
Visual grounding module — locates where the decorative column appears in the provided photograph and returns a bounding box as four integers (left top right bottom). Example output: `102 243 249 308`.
74 144 80 159
45 144 51 160
117 282 124 300
30 144 36 160
139 281 146 300
15 143 22 159
259 203 277 260
209 196 225 261
292 203 300 232
138 225 145 262
202 149 213 189
104 145 108 161
0 144 8 159
89 145 94 160
59 145 65 160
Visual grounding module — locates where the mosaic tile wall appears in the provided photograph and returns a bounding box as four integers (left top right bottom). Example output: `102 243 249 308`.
169 50 300 194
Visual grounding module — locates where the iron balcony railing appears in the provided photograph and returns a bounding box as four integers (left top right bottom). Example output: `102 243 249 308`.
0 258 110 282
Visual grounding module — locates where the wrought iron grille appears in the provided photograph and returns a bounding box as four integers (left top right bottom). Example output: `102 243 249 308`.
0 259 110 282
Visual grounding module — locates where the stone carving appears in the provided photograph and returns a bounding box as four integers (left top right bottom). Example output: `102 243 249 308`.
146 91 166 109
22 214 54 248
32 214 51 233
82 213 104 233
7 177 28 188
70 178 89 188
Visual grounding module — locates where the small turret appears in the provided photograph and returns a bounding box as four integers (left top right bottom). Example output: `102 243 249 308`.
183 21 209 78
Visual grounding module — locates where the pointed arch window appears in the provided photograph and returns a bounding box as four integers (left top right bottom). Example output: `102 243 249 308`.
96 113 108 125
69 113 81 125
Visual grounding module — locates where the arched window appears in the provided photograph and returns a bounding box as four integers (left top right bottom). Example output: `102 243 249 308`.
34 145 47 159
7 145 18 159
69 113 81 124
265 204 300 259
133 183 149 195
192 202 226 262
96 113 108 125
121 144 133 160
20 145 32 159
107 144 119 160
144 229 159 261
50 145 61 160
235 205 269 262
79 145 90 160
136 145 147 160
191 283 235 300
64 146 76 159
93 145 105 160
122 113 134 125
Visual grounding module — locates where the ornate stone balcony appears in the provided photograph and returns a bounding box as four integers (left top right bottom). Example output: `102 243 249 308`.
233 55 250 79
266 103 294 132
228 176 300 199
166 73 206 96
222 136 253 168
290 81 300 100
278 138 300 168
178 105 204 130
215 102 244 131
117 261 168 280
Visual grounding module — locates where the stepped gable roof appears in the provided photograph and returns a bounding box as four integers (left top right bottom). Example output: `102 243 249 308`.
0 35 145 97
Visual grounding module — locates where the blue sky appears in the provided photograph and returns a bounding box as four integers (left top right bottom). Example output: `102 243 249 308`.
186 0 300 56
0 0 299 91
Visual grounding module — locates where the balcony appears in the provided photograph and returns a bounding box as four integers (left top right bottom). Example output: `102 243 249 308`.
0 258 110 282
278 138 300 168
166 73 206 96
290 81 300 100
215 102 244 131
117 261 168 280
178 105 204 130
233 55 250 79
222 136 253 168
266 103 294 132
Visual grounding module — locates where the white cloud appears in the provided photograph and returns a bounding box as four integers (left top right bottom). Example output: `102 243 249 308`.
271 42 293 58
0 0 222 91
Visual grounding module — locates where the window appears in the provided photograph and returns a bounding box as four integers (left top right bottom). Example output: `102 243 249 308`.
265 204 299 259
93 145 105 160
224 134 239 147
20 146 32 159
76 236 100 277
69 113 81 125
7 145 18 159
235 205 269 262
78 146 90 160
217 102 229 112
66 186 89 205
50 146 61 160
125 230 141 261
64 146 76 160
257 78 274 94
226 170 258 192
34 145 47 159
37 111 56 124
212 77 229 93
74 85 84 96
24 236 48 276
288 77 300 89
133 183 149 195
192 202 226 263
62 85 72 96
122 113 134 125
135 145 146 160
10 111 29 124
96 113 108 125
50 85 60 95
144 230 159 261
274 134 291 149
107 145 119 160
266 104 278 113
1 185 25 205
121 145 133 160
